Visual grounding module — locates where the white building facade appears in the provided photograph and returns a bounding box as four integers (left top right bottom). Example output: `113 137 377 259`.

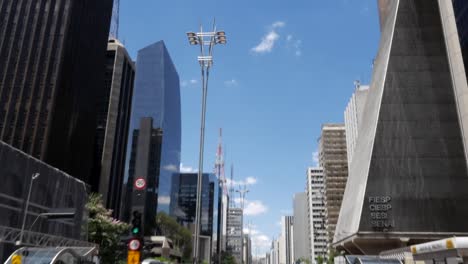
306 167 327 263
293 192 310 262
281 216 294 264
344 83 369 166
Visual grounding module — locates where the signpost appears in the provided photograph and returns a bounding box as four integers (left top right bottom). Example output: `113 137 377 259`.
127 238 141 264
127 250 140 264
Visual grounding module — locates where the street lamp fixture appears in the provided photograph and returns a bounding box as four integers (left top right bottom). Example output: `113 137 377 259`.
186 22 227 264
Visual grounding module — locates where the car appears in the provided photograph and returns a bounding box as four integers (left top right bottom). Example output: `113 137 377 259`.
141 259 165 264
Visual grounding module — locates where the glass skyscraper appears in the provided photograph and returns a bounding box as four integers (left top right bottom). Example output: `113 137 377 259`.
124 40 181 219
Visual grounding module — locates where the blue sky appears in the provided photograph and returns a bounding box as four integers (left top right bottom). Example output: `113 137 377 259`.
120 0 380 255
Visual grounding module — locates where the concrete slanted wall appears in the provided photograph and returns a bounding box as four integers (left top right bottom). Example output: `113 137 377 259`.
334 0 468 255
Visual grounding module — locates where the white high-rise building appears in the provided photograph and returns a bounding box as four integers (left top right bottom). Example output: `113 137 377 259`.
270 239 280 264
306 167 327 264
280 216 294 264
293 192 310 262
344 82 369 166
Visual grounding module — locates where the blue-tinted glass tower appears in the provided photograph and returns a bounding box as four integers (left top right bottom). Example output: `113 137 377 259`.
123 41 181 222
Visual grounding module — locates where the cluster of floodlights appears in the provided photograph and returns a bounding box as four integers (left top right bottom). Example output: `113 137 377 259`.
186 31 227 45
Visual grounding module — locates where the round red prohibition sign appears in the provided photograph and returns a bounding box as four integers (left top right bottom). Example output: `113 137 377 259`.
134 178 146 190
128 238 141 250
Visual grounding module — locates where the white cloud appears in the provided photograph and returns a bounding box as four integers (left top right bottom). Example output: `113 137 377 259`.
251 31 280 54
226 176 258 187
232 198 268 216
243 228 260 236
163 164 178 172
251 21 285 54
272 21 285 28
294 39 302 56
312 151 319 166
224 79 238 87
181 79 198 87
251 235 272 250
244 200 268 216
158 196 170 205
180 163 197 173
245 177 257 185
286 35 302 57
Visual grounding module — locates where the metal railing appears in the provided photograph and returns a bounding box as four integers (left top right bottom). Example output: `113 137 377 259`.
0 225 95 248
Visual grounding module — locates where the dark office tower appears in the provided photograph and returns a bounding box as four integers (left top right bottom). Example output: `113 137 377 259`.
0 0 113 184
334 0 468 254
123 117 162 235
171 173 216 237
171 173 219 263
124 40 181 216
92 39 135 216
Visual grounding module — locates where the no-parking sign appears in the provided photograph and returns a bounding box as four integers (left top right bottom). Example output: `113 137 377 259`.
134 178 146 190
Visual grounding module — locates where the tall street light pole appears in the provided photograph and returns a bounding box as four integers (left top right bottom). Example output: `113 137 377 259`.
17 172 40 246
186 22 227 264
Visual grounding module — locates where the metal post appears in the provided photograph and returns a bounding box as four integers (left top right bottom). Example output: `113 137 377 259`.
187 22 226 264
237 185 249 264
17 173 39 245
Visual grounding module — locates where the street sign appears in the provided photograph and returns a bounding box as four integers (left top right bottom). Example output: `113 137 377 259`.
134 178 146 190
128 238 141 251
12 254 21 264
127 250 140 264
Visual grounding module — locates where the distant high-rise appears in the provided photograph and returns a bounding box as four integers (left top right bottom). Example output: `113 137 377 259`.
270 239 280 264
0 0 113 184
123 40 181 218
93 39 135 216
227 208 243 264
306 167 327 264
293 192 310 262
318 124 348 249
280 216 294 264
335 0 468 254
344 83 369 166
243 234 253 264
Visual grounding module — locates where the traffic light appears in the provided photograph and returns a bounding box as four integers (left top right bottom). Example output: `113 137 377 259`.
131 211 142 236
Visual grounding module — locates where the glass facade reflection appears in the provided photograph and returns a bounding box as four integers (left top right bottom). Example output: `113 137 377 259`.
171 173 217 237
123 41 181 218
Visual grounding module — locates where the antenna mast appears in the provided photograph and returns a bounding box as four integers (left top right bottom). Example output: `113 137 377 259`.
230 164 235 207
214 128 227 194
